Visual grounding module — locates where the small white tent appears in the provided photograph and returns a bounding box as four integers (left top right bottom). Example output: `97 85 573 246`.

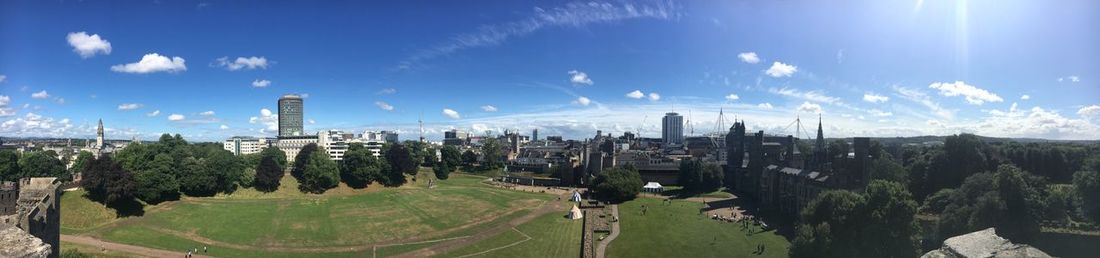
643 182 664 193
568 205 584 220
571 191 582 203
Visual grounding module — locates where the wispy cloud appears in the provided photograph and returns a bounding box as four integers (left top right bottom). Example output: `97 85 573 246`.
398 0 678 69
737 52 759 64
214 56 269 71
481 105 498 112
765 61 797 77
252 79 271 88
442 108 461 119
375 101 394 111
118 103 143 110
377 88 397 95
928 81 1002 105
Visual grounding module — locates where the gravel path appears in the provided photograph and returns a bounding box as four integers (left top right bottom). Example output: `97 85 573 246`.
62 234 213 258
594 204 620 258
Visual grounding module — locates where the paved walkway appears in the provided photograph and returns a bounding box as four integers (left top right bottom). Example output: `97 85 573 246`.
594 204 620 258
62 234 213 258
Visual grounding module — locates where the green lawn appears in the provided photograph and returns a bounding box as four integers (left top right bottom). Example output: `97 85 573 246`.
434 207 584 258
607 198 790 258
62 171 555 257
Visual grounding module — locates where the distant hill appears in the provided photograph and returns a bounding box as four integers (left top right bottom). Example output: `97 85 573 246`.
826 135 1100 146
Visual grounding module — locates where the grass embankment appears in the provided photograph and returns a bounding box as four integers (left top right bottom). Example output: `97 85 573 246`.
61 171 555 257
606 198 790 258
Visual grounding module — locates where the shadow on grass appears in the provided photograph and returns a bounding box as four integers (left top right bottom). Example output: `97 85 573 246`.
80 191 146 218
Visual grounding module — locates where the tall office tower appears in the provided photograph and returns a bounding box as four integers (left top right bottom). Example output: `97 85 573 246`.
661 112 684 145
278 94 304 136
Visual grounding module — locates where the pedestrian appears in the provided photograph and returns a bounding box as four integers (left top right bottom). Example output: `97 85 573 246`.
204 246 207 253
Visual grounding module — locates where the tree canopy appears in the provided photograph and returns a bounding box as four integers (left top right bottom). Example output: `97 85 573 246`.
297 148 340 193
340 145 384 188
592 166 643 203
254 155 284 192
791 180 920 258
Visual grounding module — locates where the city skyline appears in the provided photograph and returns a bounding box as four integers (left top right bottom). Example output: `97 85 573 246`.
2 0 1099 141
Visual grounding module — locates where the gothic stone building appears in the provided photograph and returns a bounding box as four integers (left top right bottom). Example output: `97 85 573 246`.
725 119 870 218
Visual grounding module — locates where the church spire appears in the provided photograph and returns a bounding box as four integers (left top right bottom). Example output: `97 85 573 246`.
814 114 825 153
96 119 105 148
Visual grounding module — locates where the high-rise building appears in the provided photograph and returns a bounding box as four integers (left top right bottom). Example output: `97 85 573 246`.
661 112 684 145
532 129 538 141
278 94 304 136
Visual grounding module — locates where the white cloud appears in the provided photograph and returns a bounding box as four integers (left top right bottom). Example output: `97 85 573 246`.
648 93 660 101
568 70 593 85
200 110 215 116
737 52 760 64
1020 94 1031 100
0 75 6 83
308 119 316 124
375 101 394 111
863 93 889 103
757 103 773 109
765 61 797 77
574 96 591 106
442 108 461 119
797 101 823 114
146 110 160 117
66 32 112 58
54 98 64 104
117 103 143 110
1078 105 1100 119
0 95 12 117
481 105 498 112
926 120 943 127
252 79 271 88
626 90 644 99
836 49 844 64
31 91 49 99
111 53 187 74
249 108 278 133
219 124 229 130
214 56 269 71
928 81 1003 105
399 1 676 69
725 94 740 101
167 114 186 121
0 112 75 137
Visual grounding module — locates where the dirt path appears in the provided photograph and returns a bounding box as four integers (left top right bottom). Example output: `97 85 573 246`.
594 204 620 258
62 234 213 258
390 191 571 258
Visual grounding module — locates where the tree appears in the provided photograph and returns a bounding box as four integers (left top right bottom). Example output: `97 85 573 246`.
677 160 723 193
70 151 94 177
261 146 288 170
18 151 68 180
80 155 137 205
340 147 383 188
592 167 643 202
178 157 217 197
480 138 505 170
868 155 908 185
440 145 462 171
254 155 284 192
433 163 454 180
792 180 920 258
935 165 1045 243
204 149 243 193
461 149 478 169
385 143 418 175
292 144 319 180
297 149 340 193
0 150 20 182
1074 169 1100 223
134 170 179 204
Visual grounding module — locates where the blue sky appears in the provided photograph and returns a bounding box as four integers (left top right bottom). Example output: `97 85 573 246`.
1 0 1098 141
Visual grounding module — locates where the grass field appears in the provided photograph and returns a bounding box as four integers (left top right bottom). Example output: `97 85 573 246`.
433 207 584 258
61 170 558 257
606 198 790 258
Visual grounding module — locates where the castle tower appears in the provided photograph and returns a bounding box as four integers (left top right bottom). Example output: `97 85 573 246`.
96 119 104 148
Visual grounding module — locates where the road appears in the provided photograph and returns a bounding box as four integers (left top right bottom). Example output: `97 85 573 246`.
62 234 213 258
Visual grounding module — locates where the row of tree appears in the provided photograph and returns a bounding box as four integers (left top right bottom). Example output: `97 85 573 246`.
0 149 74 182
